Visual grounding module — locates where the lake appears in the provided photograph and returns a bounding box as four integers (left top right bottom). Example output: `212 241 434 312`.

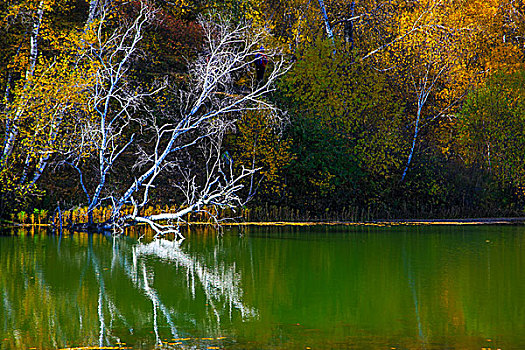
1 225 525 349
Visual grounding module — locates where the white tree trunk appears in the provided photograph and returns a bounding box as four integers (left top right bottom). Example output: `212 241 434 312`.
67 8 290 235
0 1 44 169
87 0 100 25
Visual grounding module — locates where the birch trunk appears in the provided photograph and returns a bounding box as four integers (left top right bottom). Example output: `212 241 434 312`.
0 1 44 169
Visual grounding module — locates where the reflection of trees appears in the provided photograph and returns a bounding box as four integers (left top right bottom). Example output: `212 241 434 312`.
112 236 182 345
402 243 426 345
87 234 134 347
134 239 258 324
93 235 258 346
0 231 257 348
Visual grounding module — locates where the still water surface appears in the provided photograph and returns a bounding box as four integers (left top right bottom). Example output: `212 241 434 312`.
1 225 525 349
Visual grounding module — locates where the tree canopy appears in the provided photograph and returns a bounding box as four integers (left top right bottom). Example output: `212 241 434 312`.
2 0 525 229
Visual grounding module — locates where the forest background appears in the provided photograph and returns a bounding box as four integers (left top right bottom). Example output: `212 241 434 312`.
1 0 525 227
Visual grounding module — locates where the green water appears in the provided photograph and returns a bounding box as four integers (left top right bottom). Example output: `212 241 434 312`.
1 225 525 349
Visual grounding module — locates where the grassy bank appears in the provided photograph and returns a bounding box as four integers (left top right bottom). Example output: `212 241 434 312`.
3 205 525 230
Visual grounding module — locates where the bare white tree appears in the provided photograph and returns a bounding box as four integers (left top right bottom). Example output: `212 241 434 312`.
55 0 158 225
400 60 451 181
115 15 290 238
66 3 289 236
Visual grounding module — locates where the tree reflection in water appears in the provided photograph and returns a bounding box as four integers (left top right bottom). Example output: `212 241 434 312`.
134 239 258 322
0 230 257 349
101 235 258 347
3 226 525 349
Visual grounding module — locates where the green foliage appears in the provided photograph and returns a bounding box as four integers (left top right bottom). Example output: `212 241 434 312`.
0 0 95 218
458 69 525 192
278 38 407 210
32 208 48 224
284 114 362 210
228 110 294 204
16 211 27 224
282 39 406 178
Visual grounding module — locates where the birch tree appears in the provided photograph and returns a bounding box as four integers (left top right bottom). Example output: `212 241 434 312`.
67 3 289 236
62 1 158 224
0 1 46 209
0 0 94 212
118 16 289 238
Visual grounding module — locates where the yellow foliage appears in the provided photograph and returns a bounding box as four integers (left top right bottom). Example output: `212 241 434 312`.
233 110 294 197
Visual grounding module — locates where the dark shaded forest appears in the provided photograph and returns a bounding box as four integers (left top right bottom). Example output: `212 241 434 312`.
1 0 525 228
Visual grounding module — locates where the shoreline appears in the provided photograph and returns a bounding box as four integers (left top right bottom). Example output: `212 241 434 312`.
222 217 525 226
3 217 525 229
